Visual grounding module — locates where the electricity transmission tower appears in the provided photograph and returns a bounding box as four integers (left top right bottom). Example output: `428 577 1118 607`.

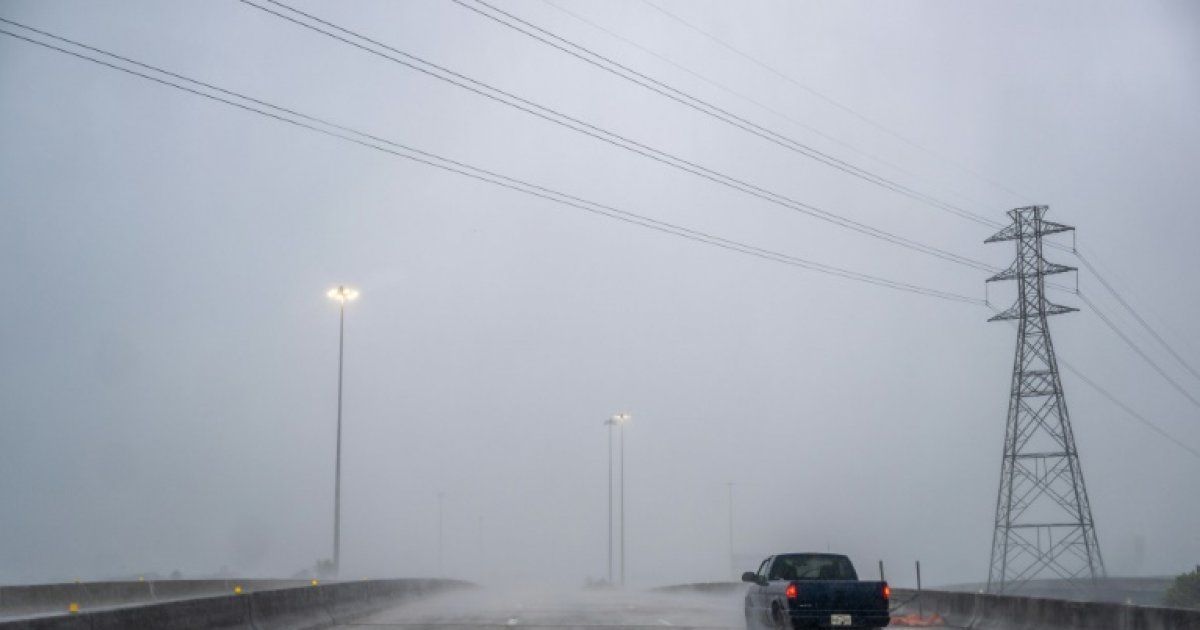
985 205 1105 594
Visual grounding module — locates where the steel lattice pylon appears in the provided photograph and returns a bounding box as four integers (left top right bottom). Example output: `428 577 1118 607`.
985 206 1105 594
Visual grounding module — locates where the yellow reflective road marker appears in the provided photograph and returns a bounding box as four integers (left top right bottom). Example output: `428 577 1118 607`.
68 602 80 614
311 579 319 586
233 585 243 594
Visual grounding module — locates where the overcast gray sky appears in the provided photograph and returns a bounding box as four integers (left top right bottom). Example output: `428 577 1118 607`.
1 0 1198 588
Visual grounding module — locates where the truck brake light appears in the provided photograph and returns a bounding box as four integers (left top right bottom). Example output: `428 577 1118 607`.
785 584 798 599
883 584 891 600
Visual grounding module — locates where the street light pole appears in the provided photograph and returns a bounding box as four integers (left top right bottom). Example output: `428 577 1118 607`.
336 300 344 574
604 417 615 585
438 492 445 577
608 412 631 587
326 285 358 577
727 482 735 579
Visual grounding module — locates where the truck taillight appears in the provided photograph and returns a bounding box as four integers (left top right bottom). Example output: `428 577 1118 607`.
883 584 891 600
785 584 798 599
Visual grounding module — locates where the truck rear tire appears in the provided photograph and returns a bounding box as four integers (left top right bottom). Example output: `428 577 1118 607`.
770 604 790 630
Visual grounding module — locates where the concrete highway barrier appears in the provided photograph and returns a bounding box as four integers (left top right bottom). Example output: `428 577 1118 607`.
0 580 306 620
0 578 471 630
651 582 1200 629
892 587 1200 629
89 595 252 630
652 582 747 595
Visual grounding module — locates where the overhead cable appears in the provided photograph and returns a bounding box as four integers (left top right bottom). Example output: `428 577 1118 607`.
451 0 1002 229
243 0 996 273
1077 291 1200 410
1076 250 1200 384
5 16 1191 465
539 0 1002 225
639 0 1036 208
0 20 983 306
990 305 1200 462
1057 356 1200 461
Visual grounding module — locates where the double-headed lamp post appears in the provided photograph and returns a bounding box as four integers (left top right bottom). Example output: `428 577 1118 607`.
327 285 359 576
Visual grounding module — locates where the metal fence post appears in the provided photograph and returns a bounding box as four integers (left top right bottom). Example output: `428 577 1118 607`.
916 560 923 617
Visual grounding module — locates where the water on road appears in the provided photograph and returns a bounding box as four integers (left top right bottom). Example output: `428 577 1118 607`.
333 587 745 630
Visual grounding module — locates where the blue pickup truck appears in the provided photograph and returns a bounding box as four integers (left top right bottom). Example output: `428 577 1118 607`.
742 553 891 629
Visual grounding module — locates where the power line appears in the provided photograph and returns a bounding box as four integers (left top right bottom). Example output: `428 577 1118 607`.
451 0 1002 230
1077 290 1200 410
241 0 997 273
989 305 1200 463
1076 249 1200 384
1016 210 1199 402
558 1 1147 323
0 20 982 307
258 3 1182 399
989 224 1200 437
628 2 1200 397
5 16 1193 467
1056 357 1200 461
538 0 1003 226
476 3 1200 461
614 3 1200 398
638 0 1036 208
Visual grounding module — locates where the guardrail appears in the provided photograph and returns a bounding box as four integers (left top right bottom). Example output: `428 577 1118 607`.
892 587 1200 630
0 578 471 630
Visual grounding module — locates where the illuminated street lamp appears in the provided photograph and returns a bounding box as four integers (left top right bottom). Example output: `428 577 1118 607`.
327 285 358 576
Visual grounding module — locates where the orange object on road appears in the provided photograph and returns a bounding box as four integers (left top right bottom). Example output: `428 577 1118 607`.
890 612 946 626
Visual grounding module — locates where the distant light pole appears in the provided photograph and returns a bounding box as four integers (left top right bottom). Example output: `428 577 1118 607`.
477 514 485 580
603 416 616 584
327 285 359 576
437 492 445 577
727 482 735 579
610 412 631 587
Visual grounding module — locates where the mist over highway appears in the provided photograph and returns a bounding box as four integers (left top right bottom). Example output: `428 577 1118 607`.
333 587 745 630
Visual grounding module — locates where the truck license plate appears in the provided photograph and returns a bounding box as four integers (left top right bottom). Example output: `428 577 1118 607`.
830 614 852 626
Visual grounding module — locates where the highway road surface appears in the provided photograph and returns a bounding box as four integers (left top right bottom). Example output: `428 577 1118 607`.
332 587 746 630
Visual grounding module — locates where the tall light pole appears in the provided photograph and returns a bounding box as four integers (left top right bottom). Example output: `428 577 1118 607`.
727 482 735 579
437 491 445 577
604 417 614 585
327 285 358 576
610 412 631 587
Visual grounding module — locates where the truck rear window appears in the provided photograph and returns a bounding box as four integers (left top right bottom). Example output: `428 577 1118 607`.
769 555 858 580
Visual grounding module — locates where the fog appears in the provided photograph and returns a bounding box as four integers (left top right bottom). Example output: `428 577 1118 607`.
1 0 1198 590
348 586 745 627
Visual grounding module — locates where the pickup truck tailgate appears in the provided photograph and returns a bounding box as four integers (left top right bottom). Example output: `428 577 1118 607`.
789 580 888 613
